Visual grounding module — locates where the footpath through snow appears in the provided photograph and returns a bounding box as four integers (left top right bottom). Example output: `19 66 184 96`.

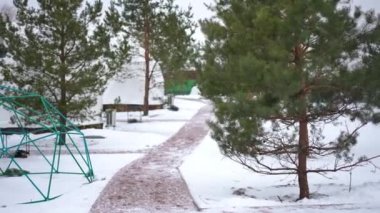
90 104 212 213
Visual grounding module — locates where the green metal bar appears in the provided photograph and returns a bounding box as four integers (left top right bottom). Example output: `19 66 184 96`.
66 133 94 180
1 85 95 203
40 97 61 128
3 99 57 131
29 140 58 173
46 137 59 199
56 141 62 172
67 133 88 164
0 133 6 152
6 133 56 150
8 157 47 200
80 134 94 179
63 142 92 183
20 195 61 204
42 97 81 131
4 132 34 171
55 172 84 175
4 146 20 171
26 171 84 175
10 107 53 130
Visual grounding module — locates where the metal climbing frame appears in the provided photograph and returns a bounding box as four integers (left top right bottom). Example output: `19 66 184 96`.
0 85 94 203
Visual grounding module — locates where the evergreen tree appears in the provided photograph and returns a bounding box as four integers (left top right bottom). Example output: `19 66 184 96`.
0 25 5 59
0 4 14 59
200 0 380 199
0 0 129 136
114 0 196 115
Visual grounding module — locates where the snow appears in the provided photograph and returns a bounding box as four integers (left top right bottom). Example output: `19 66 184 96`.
0 154 141 213
1 90 380 212
180 122 380 213
102 55 165 105
1 0 380 211
0 96 205 213
0 107 11 127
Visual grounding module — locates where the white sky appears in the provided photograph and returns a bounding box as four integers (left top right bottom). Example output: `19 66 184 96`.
1 0 379 41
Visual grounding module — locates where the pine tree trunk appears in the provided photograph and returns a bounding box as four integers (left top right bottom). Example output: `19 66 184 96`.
58 74 67 145
143 40 150 116
143 62 150 116
298 118 310 199
143 10 150 116
57 90 67 145
58 26 67 145
58 115 67 145
293 43 310 200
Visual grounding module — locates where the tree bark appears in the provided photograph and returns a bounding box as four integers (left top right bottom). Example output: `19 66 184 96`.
143 46 150 116
58 25 67 145
143 2 150 116
294 43 310 199
58 111 67 145
58 78 67 145
298 118 309 199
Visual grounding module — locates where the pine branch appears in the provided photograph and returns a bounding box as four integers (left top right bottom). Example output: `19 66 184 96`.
307 155 380 173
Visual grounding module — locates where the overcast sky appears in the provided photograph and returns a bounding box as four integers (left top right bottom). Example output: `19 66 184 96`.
1 0 379 41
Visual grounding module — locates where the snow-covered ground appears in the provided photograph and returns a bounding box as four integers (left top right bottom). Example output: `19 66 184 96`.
1 90 380 213
0 96 205 213
180 123 380 213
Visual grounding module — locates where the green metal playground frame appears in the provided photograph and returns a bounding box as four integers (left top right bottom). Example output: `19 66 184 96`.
0 85 94 203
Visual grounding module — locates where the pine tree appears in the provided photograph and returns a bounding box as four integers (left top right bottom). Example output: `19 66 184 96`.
0 4 15 59
0 0 129 139
114 0 196 115
200 0 380 199
0 24 5 59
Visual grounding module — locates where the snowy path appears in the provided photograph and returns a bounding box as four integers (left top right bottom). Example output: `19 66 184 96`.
90 104 212 213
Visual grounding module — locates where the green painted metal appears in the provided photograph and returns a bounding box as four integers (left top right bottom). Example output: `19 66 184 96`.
0 85 94 203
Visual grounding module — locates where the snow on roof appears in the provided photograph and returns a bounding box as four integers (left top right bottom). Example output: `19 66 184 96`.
102 55 165 105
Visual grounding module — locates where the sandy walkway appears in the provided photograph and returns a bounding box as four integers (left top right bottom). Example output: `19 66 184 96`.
90 104 212 213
